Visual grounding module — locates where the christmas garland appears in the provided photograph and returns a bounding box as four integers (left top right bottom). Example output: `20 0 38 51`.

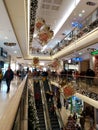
28 88 40 130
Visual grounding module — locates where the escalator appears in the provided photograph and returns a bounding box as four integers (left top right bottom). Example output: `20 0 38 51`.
47 101 61 130
43 79 61 130
33 80 46 130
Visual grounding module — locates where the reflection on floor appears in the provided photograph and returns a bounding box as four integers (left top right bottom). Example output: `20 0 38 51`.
0 77 21 119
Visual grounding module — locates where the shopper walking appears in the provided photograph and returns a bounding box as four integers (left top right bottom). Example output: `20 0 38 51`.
3 66 14 93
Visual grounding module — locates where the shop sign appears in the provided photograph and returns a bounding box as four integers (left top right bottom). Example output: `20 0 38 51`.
91 50 98 55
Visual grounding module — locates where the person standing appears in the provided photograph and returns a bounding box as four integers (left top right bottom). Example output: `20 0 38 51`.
57 97 62 111
35 92 40 108
86 68 95 87
80 115 85 130
21 69 25 80
3 66 14 93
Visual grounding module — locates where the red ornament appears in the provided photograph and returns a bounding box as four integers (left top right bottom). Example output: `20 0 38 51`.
63 86 75 98
39 32 49 42
35 18 45 30
33 57 39 66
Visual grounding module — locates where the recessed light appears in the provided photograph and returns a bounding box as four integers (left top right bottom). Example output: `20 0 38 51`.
79 13 82 17
79 52 82 55
40 62 44 66
82 10 85 13
14 51 17 53
86 1 96 6
33 33 37 38
4 36 8 39
4 42 16 47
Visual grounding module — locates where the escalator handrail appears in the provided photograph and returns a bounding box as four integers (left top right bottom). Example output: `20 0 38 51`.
48 80 65 129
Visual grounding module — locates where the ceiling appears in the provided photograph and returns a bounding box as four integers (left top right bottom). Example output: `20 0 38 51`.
0 0 98 66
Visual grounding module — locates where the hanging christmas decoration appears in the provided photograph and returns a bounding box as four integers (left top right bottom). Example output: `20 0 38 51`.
28 88 40 130
33 57 39 66
35 18 45 31
29 0 38 42
59 79 67 87
39 32 49 45
63 83 75 98
35 18 54 46
52 58 60 70
38 25 54 46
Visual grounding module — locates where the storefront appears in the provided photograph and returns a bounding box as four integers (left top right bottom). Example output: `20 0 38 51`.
91 50 98 85
0 47 9 74
67 96 83 114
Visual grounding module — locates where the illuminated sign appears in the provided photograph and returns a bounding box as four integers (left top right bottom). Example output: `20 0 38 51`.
72 57 83 62
91 50 98 55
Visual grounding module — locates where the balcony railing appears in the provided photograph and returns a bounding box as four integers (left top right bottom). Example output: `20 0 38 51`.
0 76 28 130
49 73 98 101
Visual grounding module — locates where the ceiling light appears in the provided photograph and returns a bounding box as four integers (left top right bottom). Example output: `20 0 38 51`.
4 36 8 39
82 10 85 13
33 33 37 38
40 62 44 66
4 42 16 47
86 1 96 6
79 52 82 55
79 13 82 17
14 51 17 53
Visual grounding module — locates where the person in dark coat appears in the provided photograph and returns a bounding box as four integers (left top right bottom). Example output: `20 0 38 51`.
3 66 14 93
73 112 77 121
86 68 95 86
49 104 56 115
80 116 85 130
35 92 40 108
57 98 62 110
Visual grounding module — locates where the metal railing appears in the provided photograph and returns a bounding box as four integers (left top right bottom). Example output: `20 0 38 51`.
49 73 98 101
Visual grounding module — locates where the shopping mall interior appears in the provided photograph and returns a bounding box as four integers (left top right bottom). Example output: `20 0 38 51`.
0 0 98 130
